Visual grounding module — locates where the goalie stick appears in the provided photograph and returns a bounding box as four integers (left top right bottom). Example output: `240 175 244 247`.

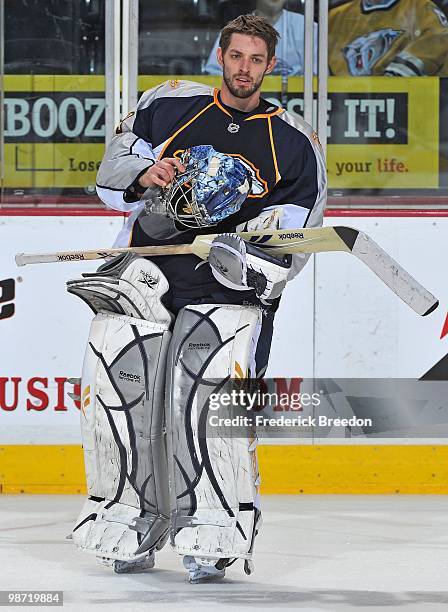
15 225 438 316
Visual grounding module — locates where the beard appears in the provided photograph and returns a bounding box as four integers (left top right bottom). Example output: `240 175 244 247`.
222 64 265 99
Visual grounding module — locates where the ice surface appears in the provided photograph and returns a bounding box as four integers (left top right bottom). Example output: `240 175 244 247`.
1 495 448 611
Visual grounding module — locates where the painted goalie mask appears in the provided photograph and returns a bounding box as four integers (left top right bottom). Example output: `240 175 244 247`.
154 145 252 228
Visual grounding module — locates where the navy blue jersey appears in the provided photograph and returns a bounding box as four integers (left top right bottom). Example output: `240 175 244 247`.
96 79 326 298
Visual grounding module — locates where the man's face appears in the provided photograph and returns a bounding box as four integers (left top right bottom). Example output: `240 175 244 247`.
217 33 276 100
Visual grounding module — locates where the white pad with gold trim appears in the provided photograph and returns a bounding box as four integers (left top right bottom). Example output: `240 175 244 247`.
68 254 172 562
166 304 262 564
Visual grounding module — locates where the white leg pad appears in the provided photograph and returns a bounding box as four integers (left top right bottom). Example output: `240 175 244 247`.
72 311 171 561
166 304 262 561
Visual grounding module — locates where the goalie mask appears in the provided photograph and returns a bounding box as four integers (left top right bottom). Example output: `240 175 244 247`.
155 145 251 229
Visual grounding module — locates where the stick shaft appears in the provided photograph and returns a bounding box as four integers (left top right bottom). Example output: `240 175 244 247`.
15 227 346 267
15 244 193 266
14 225 438 316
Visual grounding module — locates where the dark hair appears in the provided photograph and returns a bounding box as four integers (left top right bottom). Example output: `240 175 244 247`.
219 14 280 62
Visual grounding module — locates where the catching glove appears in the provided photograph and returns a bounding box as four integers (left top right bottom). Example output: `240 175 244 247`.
208 233 291 301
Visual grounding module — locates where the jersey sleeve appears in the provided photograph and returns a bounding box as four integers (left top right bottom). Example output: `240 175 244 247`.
267 111 327 280
95 83 165 212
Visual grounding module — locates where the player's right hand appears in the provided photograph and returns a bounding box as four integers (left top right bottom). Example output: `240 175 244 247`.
138 158 185 189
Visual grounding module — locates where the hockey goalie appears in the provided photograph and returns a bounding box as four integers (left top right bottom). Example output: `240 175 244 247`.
67 13 325 583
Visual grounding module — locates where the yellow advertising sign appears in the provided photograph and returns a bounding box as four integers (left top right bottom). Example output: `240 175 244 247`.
4 76 106 190
6 143 103 190
3 75 440 190
326 77 439 189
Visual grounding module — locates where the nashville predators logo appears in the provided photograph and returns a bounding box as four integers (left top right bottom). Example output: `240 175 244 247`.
343 28 402 76
312 131 321 147
169 79 180 88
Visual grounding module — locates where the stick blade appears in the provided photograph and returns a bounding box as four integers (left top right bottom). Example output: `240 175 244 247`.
353 232 439 316
423 300 439 317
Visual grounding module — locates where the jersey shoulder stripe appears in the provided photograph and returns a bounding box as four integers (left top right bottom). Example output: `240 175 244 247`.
137 79 214 112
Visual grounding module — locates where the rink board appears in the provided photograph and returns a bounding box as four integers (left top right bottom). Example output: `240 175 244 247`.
2 444 448 495
1 210 447 493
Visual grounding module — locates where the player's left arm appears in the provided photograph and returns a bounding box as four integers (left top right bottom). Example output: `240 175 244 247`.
237 123 327 281
209 121 327 300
